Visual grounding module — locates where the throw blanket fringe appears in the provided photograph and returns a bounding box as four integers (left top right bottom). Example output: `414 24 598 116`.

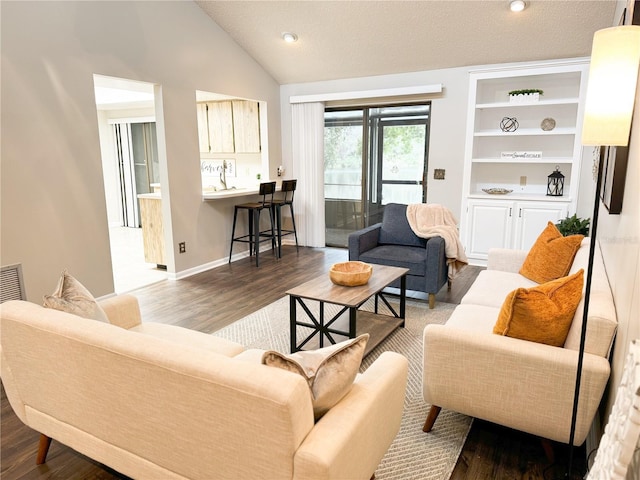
406 204 468 280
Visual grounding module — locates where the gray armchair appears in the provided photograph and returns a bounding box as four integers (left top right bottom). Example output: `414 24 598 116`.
348 203 448 308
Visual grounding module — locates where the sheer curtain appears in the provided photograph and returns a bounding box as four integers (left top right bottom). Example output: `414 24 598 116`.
291 102 325 247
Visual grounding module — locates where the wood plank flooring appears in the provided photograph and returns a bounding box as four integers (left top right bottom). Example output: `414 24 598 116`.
1 246 586 479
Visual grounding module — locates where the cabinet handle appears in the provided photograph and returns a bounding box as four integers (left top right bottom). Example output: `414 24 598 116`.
509 208 512 216
519 208 522 218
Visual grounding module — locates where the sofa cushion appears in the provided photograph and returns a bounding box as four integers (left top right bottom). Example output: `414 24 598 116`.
378 203 426 248
130 323 245 357
519 222 583 284
493 269 584 347
43 270 109 323
262 334 369 420
445 304 501 333
359 245 427 276
564 239 618 357
460 270 538 308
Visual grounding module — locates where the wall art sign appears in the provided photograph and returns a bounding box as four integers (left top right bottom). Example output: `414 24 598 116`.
599 145 628 215
200 159 236 177
500 151 543 159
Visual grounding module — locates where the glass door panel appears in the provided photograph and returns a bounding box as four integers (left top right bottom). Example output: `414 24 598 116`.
324 104 430 247
324 110 365 247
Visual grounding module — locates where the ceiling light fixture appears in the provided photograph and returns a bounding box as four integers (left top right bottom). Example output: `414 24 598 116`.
510 0 526 12
282 32 298 43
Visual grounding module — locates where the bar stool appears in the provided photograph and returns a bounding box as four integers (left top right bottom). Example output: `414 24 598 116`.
229 181 277 267
270 179 299 258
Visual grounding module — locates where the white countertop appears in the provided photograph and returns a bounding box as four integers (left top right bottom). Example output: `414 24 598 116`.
202 181 281 201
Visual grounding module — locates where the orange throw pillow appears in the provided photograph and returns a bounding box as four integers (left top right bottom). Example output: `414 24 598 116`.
519 222 583 283
493 269 584 347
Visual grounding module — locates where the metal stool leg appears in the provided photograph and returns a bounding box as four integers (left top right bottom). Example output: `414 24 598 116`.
288 202 299 252
229 206 239 263
253 208 260 266
275 204 283 258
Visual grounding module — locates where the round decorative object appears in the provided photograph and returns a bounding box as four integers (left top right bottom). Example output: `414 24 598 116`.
482 188 513 195
541 117 556 131
329 261 373 287
500 117 519 132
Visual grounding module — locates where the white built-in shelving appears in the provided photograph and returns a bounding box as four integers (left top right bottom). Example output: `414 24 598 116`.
460 60 589 264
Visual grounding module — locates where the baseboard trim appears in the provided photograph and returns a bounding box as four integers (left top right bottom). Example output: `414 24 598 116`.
169 245 276 281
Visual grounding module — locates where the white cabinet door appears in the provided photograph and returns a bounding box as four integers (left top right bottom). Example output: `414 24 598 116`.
513 202 569 251
466 200 514 261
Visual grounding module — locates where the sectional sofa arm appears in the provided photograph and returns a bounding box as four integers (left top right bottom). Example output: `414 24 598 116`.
294 351 409 480
348 223 382 260
98 294 142 329
423 325 610 445
487 248 528 272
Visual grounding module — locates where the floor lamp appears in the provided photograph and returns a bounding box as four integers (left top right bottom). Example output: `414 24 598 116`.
567 25 640 478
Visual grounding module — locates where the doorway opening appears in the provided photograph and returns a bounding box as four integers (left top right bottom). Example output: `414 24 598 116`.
94 75 167 293
324 103 431 247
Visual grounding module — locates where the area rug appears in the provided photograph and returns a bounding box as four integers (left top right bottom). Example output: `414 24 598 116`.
213 297 473 480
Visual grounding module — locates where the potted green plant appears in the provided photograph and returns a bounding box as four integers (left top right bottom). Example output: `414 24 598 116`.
509 89 544 103
556 214 590 236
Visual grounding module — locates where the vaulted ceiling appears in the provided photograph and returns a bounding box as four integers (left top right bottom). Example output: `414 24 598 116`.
196 0 618 85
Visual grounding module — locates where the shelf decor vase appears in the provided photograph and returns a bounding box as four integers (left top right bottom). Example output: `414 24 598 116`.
509 92 540 104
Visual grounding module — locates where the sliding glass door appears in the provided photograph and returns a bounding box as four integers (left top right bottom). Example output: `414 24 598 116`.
324 104 430 247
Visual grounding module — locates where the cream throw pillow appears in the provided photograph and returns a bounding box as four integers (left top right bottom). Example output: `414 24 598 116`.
262 334 369 420
493 269 584 347
43 270 109 323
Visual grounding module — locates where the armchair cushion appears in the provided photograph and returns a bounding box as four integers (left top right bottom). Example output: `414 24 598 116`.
359 245 429 276
493 269 584 347
519 222 583 283
378 203 426 247
262 334 369 420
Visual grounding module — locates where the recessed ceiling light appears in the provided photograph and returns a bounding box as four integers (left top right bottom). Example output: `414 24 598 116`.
282 32 298 43
510 0 526 12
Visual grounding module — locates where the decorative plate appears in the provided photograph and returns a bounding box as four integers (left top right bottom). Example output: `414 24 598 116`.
541 117 556 131
482 188 513 195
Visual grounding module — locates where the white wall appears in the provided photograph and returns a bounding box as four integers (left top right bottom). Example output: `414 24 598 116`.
280 68 469 222
598 85 640 419
1 1 281 300
280 59 595 225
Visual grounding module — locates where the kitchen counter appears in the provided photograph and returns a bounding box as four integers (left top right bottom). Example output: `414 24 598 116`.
202 182 281 201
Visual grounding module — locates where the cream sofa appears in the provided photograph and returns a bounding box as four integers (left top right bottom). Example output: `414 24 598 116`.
1 294 409 480
422 238 617 446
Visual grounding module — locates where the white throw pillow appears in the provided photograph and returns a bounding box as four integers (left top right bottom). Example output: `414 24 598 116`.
43 270 109 323
262 334 369 420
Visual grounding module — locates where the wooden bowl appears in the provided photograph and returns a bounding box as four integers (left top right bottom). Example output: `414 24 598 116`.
329 261 373 287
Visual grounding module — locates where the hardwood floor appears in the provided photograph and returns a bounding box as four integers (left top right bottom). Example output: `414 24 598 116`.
1 246 586 479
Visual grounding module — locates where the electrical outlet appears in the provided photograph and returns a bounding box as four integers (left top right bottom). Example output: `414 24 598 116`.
434 169 445 180
179 242 186 254
520 176 527 187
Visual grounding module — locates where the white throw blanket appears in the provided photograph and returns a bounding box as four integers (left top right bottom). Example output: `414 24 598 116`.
405 203 468 280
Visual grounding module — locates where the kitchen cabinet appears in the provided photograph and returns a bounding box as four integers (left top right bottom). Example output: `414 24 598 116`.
465 199 568 261
232 100 261 152
208 101 235 153
460 60 588 264
138 194 165 267
197 100 261 153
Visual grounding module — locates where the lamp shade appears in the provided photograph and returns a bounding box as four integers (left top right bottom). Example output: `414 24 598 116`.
582 26 640 146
